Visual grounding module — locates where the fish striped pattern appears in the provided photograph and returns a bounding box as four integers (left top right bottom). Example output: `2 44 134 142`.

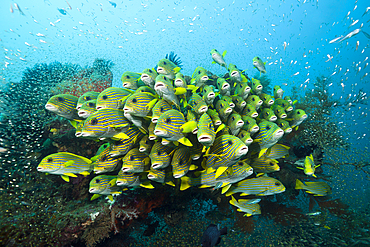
116 171 141 186
245 95 262 109
295 179 331 196
264 144 290 160
77 91 100 108
48 94 78 114
110 127 143 156
78 99 97 117
241 104 258 118
226 177 286 196
197 113 216 145
121 148 149 173
38 152 92 174
82 109 129 136
276 119 292 133
249 156 280 173
149 142 174 169
155 110 185 139
124 92 155 117
94 148 121 174
241 116 259 133
96 87 132 109
189 94 208 114
147 169 166 183
253 122 283 149
171 147 192 178
152 99 172 122
90 175 121 194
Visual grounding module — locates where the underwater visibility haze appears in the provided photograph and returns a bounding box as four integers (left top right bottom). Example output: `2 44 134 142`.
0 0 369 246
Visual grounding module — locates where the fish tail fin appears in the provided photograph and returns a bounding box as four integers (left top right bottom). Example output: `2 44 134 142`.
180 176 191 191
295 179 304 189
229 195 238 206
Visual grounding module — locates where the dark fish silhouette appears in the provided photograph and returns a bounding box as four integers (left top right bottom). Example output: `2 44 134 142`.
201 224 227 247
57 8 67 15
109 1 117 8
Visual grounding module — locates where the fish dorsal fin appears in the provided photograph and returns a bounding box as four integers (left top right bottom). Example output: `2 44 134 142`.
177 137 193 147
222 50 227 57
59 152 92 164
221 184 232 194
215 166 228 178
90 194 101 201
113 132 129 139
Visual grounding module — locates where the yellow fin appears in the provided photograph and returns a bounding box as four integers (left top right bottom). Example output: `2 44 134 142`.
221 184 232 194
174 87 187 95
177 137 193 146
199 184 212 188
69 120 80 129
91 155 99 162
140 182 155 189
189 164 198 171
109 178 117 187
166 181 175 187
258 148 268 158
215 124 225 133
113 132 129 139
61 175 70 182
59 152 92 164
256 173 265 177
108 195 114 201
146 98 158 109
215 166 228 178
173 67 181 74
80 171 90 176
181 121 197 133
64 160 74 167
91 194 101 200
180 176 191 191
63 173 78 177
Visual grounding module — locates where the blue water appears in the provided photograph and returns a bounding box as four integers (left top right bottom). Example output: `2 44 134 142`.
0 0 369 246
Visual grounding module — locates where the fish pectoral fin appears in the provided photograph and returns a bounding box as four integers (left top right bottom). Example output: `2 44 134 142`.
189 164 198 171
258 148 268 158
212 61 216 64
215 166 229 178
199 184 212 188
80 171 90 176
216 124 226 133
221 184 232 194
90 155 99 162
181 121 197 133
63 173 78 177
173 67 181 74
63 160 74 167
90 194 101 201
243 213 252 217
256 173 265 177
166 181 175 187
174 87 187 95
109 178 117 187
113 132 130 139
61 175 70 182
177 137 193 146
140 182 155 189
146 98 158 109
107 195 114 202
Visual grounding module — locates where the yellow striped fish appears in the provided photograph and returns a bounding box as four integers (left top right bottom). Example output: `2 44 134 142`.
121 148 150 173
251 78 263 95
154 109 193 146
252 121 284 157
207 109 222 126
249 156 280 174
220 95 235 108
276 119 292 134
121 71 142 90
225 177 286 196
89 175 123 201
271 105 287 119
286 109 308 130
37 152 93 182
263 144 290 160
217 78 231 96
78 99 97 118
241 104 258 118
202 85 216 106
232 95 246 113
259 93 274 108
152 99 172 123
241 115 259 134
139 135 154 153
141 68 158 89
215 100 232 122
93 147 122 174
227 113 244 136
149 142 174 169
273 85 284 99
45 94 80 120
109 126 144 157
171 147 197 178
174 72 187 88
273 98 293 112
154 74 180 107
156 58 181 80
297 154 320 178
80 109 130 140
197 113 216 147
186 110 198 134
228 63 241 83
234 81 251 100
96 87 133 110
191 66 209 88
147 168 175 186
229 196 261 217
123 92 156 117
246 95 263 110
77 91 100 110
237 130 253 146
295 179 331 196
258 108 277 122
188 93 208 115
116 171 141 187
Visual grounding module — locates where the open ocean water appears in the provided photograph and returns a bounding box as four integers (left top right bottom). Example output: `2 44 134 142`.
0 0 369 246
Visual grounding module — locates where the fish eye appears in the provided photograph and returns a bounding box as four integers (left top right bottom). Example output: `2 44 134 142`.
227 140 233 145
198 71 201 74
297 111 301 114
149 69 152 73
231 117 235 121
269 162 274 166
102 95 108 100
246 121 250 124
88 103 95 107
145 140 149 144
163 61 167 65
238 162 243 165
277 109 280 113
132 98 137 103
126 75 130 79
275 182 280 186
86 96 91 101
164 76 167 81
157 151 161 156
47 157 53 162
130 156 134 161
252 98 255 101
247 109 250 112
101 156 107 162
241 133 244 138
166 118 171 124
91 119 98 125
266 125 271 130
96 179 100 183
57 97 64 102
160 107 164 112
240 84 243 88
104 144 109 148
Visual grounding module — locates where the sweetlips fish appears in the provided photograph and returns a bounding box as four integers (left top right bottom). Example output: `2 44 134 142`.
89 175 123 201
251 78 263 95
149 142 174 169
37 152 93 182
241 104 258 118
201 224 227 247
123 92 156 117
249 156 280 174
258 108 277 122
229 196 261 217
273 85 284 99
237 130 253 146
154 109 194 146
259 93 274 108
207 109 222 126
205 134 248 178
45 94 80 120
273 98 293 112
234 80 251 100
147 168 175 186
220 95 235 108
116 170 154 189
180 160 253 191
275 119 292 134
154 74 180 108
271 105 287 119
156 58 181 79
246 95 263 110
253 56 266 74
231 95 246 113
197 113 217 147
286 109 307 130
151 99 172 123
78 109 130 140
225 176 285 196
227 113 244 136
96 87 133 110
121 71 142 90
263 144 290 160
188 93 208 115
91 142 110 162
241 116 259 134
210 49 227 68
252 121 284 157
191 66 209 88
109 126 144 157
174 72 187 88
217 78 231 96
186 110 198 134
78 99 97 118
295 179 331 196
297 154 320 178
171 147 197 178
139 135 154 153
284 96 297 105
93 147 122 174
77 91 100 110
148 121 157 140
215 100 232 122
121 148 150 173
228 63 242 82
141 68 158 89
